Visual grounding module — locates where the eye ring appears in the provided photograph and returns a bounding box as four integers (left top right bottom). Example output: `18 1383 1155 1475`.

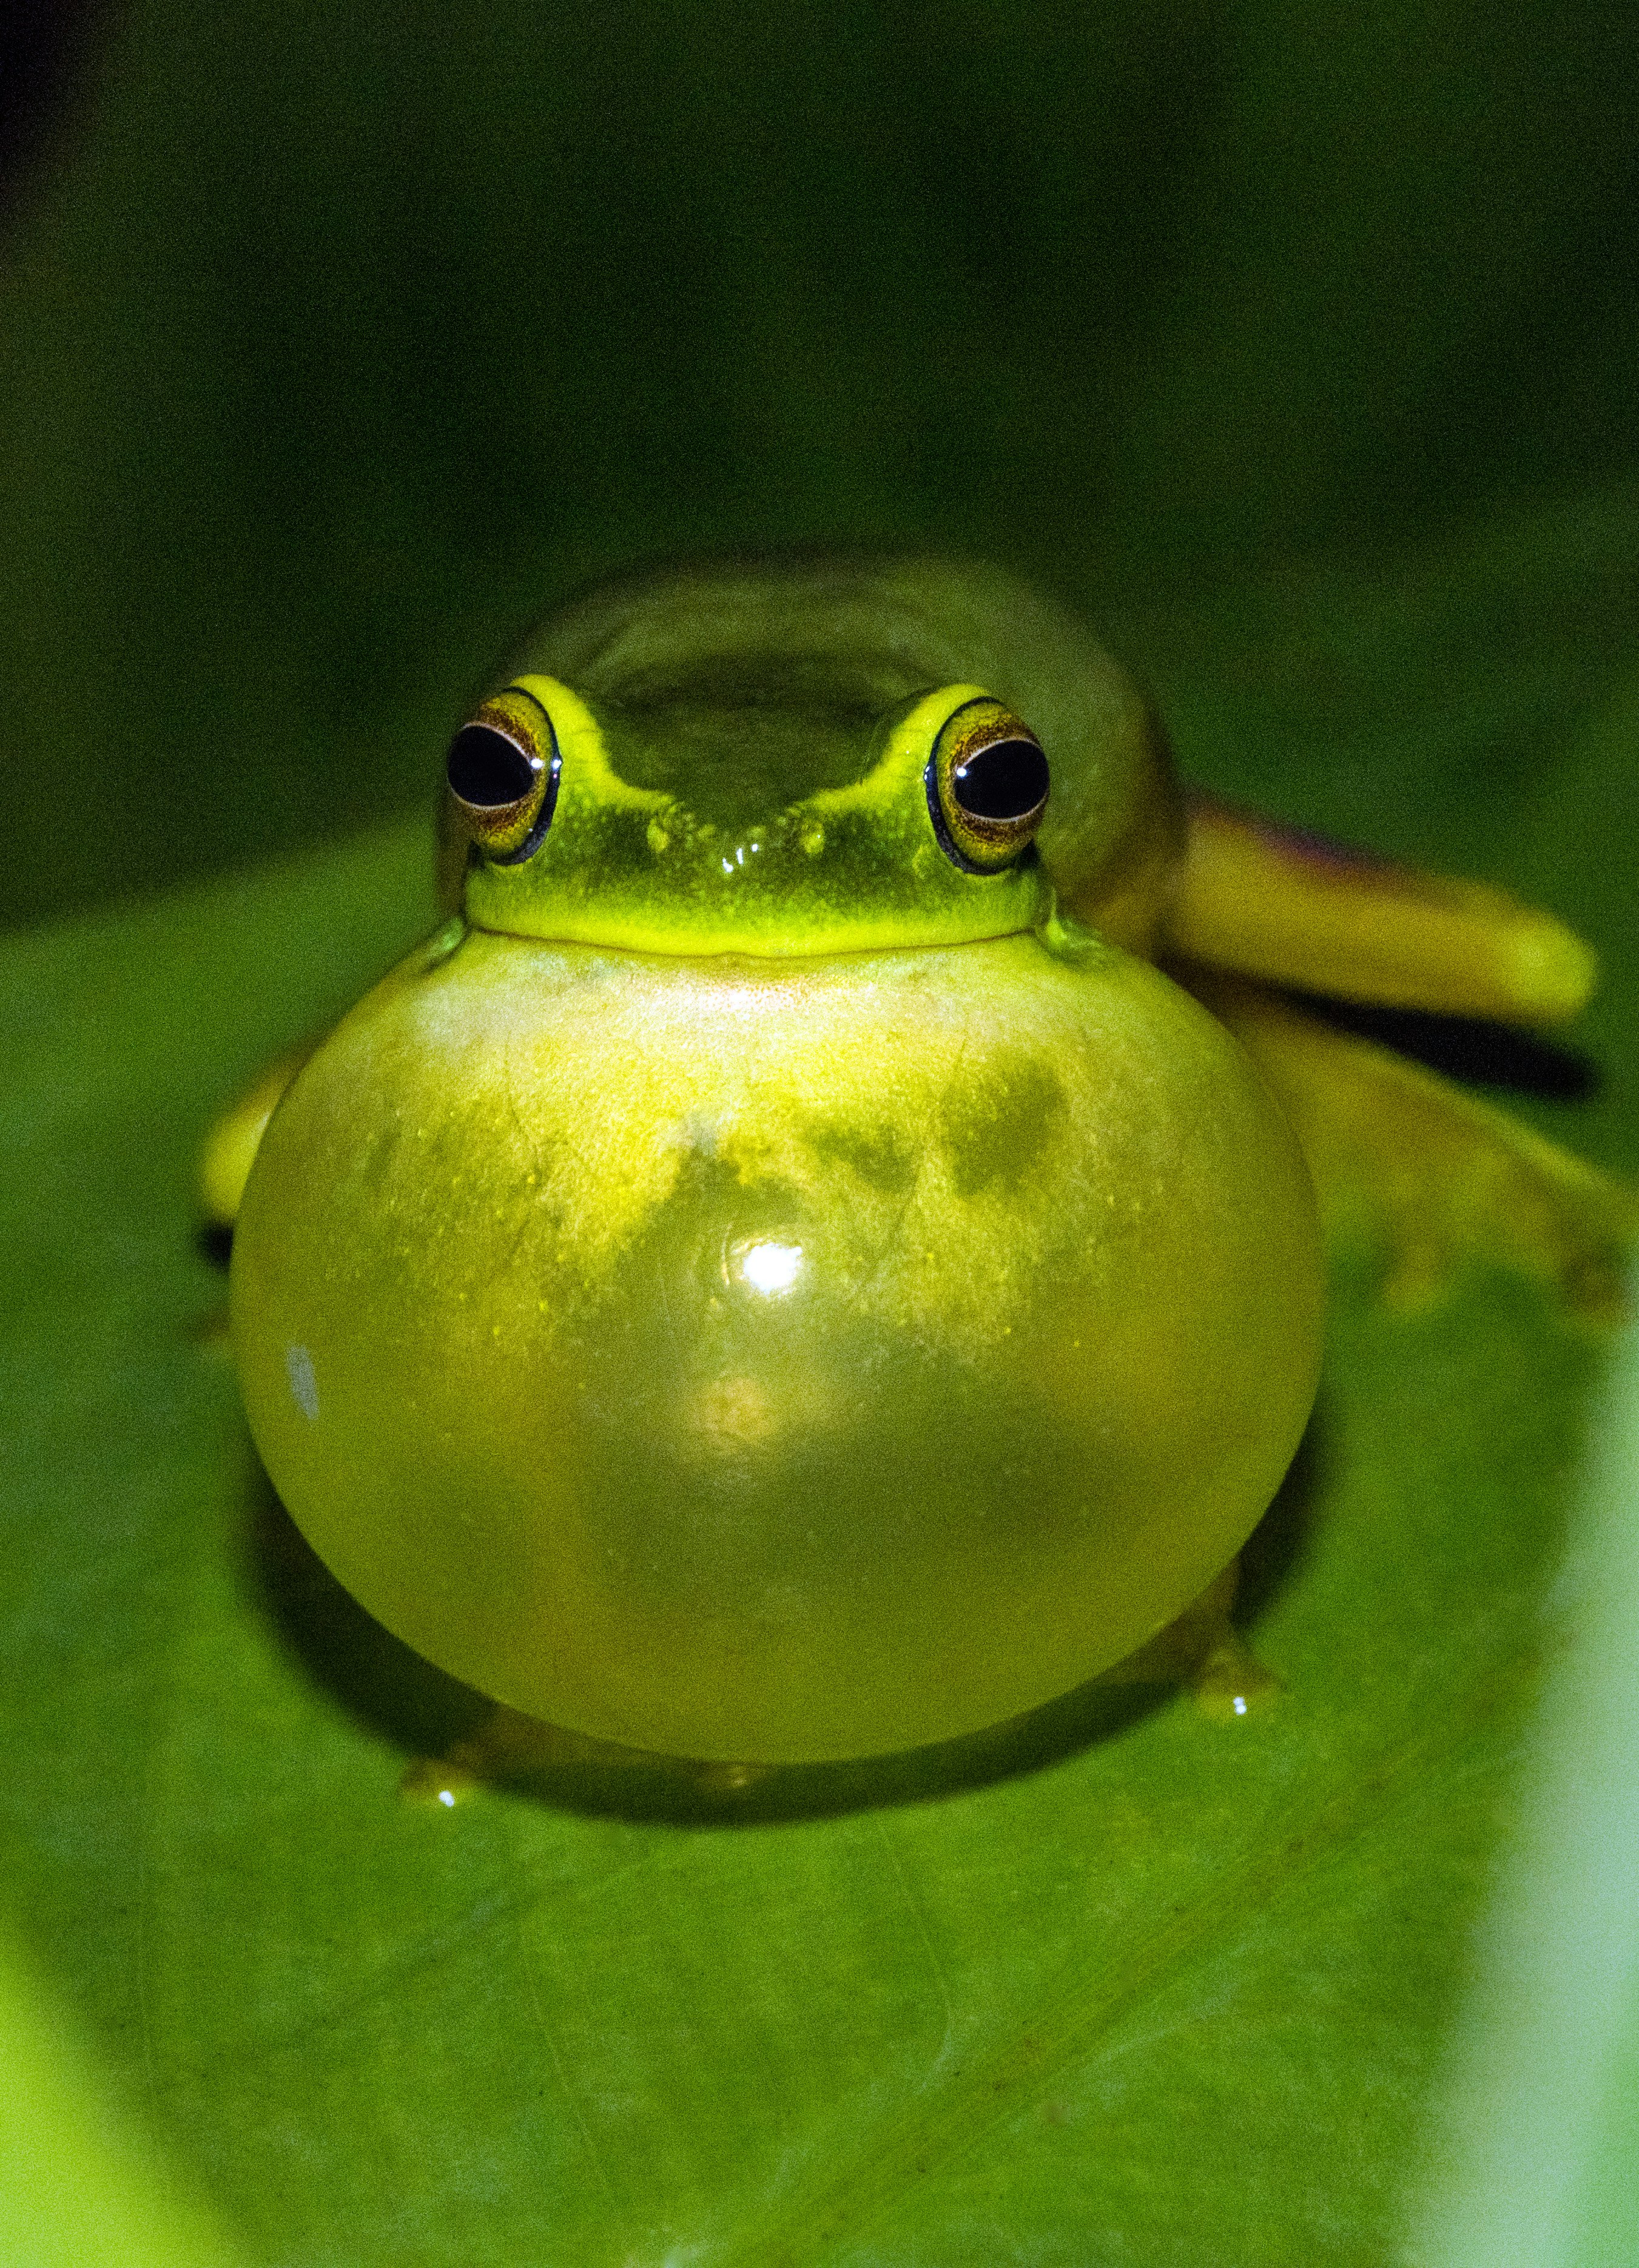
445 686 561 862
925 698 1050 873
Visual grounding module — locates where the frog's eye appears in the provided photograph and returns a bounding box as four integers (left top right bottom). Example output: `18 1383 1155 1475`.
926 698 1050 873
445 686 561 862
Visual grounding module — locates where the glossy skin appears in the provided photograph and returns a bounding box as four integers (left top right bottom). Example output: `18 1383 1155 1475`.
231 559 1325 1763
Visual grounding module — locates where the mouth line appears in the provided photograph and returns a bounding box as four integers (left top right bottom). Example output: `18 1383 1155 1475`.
462 914 1040 964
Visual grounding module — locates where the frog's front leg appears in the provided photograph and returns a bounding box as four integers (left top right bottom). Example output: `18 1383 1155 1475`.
1168 798 1636 1321
400 1708 775 1809
198 1047 312 1232
1095 1558 1281 1723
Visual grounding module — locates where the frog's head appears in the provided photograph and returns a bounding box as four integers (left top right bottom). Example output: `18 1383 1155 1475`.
440 556 1180 957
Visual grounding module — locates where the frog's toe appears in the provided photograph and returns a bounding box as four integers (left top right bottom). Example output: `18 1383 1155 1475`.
1094 1558 1282 1719
1190 1628 1282 1723
399 1705 775 1807
400 1706 605 1804
400 1752 485 1809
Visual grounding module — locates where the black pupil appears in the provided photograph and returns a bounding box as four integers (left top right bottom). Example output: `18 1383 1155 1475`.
447 722 535 808
951 737 1049 822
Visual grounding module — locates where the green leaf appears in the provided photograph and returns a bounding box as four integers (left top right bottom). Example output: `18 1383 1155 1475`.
0 1928 244 2268
1412 1277 1639 2268
2 485 1635 2264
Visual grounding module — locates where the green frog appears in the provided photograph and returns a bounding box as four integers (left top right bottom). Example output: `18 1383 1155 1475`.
206 556 1630 1768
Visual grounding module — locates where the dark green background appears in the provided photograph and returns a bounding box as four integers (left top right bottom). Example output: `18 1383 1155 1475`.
2 0 1638 924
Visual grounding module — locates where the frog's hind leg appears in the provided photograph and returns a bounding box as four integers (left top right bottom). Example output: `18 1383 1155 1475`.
1186 969 1637 1323
198 1047 312 1233
1168 794 1597 1026
1165 797 1635 1320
